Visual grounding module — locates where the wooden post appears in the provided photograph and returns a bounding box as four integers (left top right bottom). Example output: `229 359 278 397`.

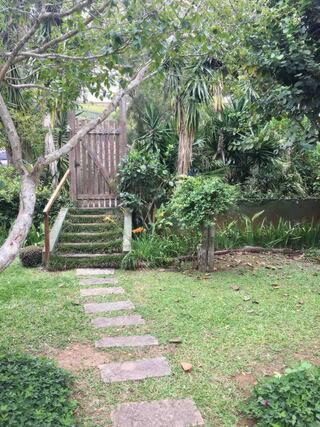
44 212 50 264
123 208 132 252
43 169 70 264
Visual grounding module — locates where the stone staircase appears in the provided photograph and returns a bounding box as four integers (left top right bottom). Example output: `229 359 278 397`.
48 208 126 270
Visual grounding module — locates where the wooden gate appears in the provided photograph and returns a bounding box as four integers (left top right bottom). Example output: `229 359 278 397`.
68 101 127 208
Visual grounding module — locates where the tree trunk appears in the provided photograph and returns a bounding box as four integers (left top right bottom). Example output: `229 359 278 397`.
0 173 37 271
197 225 215 272
177 107 193 175
43 113 58 187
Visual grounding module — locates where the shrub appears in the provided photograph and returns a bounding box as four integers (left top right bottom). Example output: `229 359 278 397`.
0 353 76 426
169 176 239 230
19 245 43 268
0 167 69 232
243 362 320 426
118 150 175 225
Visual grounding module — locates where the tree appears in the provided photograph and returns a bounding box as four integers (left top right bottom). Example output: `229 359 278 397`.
245 0 320 138
0 0 205 271
169 176 238 271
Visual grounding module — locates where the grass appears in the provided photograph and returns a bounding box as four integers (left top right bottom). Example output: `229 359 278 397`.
216 216 320 250
1 258 320 425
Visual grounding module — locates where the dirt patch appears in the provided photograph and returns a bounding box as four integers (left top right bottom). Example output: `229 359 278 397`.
179 252 320 274
234 373 257 389
54 343 111 373
237 416 256 426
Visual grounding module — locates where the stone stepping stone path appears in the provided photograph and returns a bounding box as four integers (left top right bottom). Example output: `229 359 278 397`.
84 301 134 314
78 267 204 424
76 268 114 276
99 357 171 383
91 314 145 328
111 398 204 427
95 335 158 348
80 287 124 297
80 277 118 286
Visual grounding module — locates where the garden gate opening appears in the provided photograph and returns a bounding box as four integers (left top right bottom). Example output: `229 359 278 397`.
68 100 127 208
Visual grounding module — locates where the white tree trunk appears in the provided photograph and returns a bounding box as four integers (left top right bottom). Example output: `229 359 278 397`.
0 174 37 271
43 113 58 187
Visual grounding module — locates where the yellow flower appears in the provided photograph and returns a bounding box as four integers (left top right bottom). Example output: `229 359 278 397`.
103 215 116 224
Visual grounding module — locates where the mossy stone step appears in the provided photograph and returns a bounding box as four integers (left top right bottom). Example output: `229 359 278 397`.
60 230 122 243
47 253 125 270
68 214 114 224
69 208 117 216
57 240 122 254
63 222 120 233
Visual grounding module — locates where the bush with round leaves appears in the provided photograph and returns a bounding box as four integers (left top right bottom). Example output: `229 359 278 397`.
0 353 76 426
19 245 43 268
243 362 320 426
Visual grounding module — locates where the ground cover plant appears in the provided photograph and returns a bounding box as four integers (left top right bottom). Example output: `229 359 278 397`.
1 258 320 425
243 362 320 426
0 353 76 427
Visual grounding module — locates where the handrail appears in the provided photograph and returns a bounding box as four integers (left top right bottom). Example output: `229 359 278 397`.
43 169 70 263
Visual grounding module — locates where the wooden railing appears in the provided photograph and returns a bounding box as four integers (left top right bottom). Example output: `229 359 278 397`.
43 169 70 263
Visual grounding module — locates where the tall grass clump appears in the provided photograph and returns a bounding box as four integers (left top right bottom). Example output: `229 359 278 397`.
215 213 320 250
121 232 199 270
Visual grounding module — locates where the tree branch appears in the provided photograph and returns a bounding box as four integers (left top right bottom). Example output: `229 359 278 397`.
31 1 111 55
13 52 115 61
6 83 53 91
0 91 27 174
0 20 42 81
42 0 94 19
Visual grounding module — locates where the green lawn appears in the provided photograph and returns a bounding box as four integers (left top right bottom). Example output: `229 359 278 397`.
1 257 320 426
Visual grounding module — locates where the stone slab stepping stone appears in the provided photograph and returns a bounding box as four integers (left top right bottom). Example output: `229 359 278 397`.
79 277 118 286
99 357 170 383
80 287 124 297
91 315 145 328
95 335 158 348
84 301 134 314
76 268 114 276
111 398 204 426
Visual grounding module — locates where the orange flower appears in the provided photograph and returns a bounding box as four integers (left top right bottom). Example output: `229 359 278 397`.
132 227 145 234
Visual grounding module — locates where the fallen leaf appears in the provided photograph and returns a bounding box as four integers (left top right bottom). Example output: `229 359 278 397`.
230 285 240 291
252 300 259 304
271 284 281 289
298 300 304 305
58 284 65 288
243 295 252 301
181 362 192 372
169 337 182 344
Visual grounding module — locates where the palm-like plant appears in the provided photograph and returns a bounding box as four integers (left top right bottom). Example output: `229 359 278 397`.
165 57 224 175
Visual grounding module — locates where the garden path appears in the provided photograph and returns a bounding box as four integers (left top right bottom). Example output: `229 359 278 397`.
76 268 204 426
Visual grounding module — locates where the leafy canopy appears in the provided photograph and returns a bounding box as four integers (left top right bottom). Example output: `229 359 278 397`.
169 176 238 229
